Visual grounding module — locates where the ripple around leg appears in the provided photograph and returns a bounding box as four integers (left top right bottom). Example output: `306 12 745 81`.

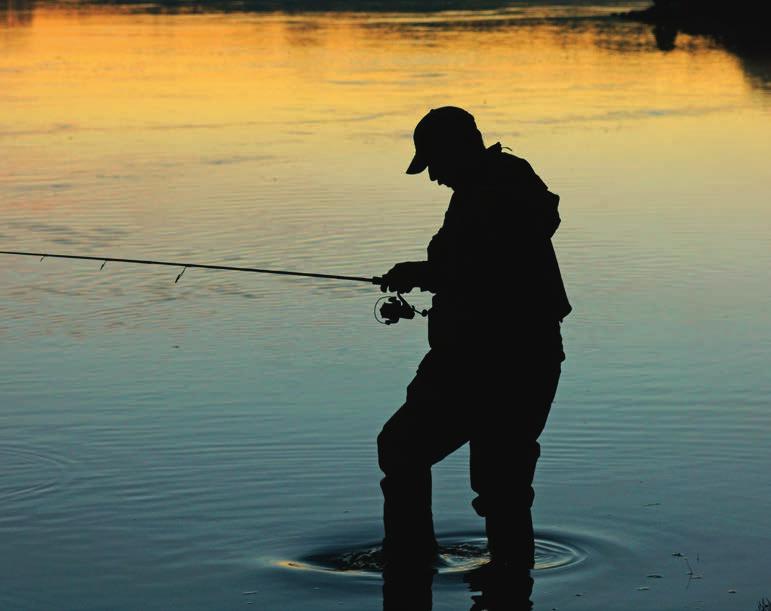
275 530 589 577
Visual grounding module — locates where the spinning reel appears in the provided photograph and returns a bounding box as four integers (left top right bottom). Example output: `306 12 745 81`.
374 293 429 325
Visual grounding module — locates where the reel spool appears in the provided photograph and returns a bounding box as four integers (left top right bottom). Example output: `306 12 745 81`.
375 293 429 325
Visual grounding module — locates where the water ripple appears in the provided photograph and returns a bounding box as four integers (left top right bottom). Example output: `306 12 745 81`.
0 445 74 502
275 531 587 577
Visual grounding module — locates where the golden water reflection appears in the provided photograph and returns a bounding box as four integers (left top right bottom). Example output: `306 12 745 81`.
2 6 765 154
1 3 769 284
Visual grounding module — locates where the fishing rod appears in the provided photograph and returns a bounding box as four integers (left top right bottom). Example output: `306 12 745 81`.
0 250 381 284
0 249 426 324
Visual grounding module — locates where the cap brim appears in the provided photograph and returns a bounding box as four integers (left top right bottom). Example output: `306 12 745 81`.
405 153 428 175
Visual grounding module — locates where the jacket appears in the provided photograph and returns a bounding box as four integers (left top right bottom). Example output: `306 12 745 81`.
423 143 571 360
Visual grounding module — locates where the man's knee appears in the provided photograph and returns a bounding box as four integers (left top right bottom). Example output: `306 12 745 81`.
469 438 541 516
377 424 403 474
472 486 536 517
377 427 389 472
378 420 427 475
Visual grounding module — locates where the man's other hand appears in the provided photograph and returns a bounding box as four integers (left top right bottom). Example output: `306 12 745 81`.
379 261 426 293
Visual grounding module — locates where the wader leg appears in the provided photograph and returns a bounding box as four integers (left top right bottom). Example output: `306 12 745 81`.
470 364 561 567
377 350 469 564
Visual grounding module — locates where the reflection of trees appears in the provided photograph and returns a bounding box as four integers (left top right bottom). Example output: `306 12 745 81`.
1 0 35 27
623 1 770 92
736 54 771 93
652 23 676 52
627 0 768 53
3 0 767 93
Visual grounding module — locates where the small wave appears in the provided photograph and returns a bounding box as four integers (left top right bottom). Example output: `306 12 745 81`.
0 445 73 502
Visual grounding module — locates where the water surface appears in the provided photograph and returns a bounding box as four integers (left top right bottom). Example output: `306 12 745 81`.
1 2 770 609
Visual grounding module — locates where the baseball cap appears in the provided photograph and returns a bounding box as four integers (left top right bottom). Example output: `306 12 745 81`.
406 106 479 175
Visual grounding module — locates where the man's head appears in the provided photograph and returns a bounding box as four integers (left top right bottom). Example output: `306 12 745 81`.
406 106 485 189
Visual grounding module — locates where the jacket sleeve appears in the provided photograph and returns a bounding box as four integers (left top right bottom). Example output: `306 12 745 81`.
425 223 452 293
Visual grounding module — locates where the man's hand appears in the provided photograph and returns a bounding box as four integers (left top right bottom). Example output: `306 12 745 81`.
379 261 427 293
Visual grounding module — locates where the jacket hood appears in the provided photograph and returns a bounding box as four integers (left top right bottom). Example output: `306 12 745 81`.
487 144 562 238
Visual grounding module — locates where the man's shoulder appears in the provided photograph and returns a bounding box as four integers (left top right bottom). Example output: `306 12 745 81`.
481 148 549 197
492 149 540 182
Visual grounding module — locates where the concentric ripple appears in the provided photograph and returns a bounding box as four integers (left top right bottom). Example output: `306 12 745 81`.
277 532 586 576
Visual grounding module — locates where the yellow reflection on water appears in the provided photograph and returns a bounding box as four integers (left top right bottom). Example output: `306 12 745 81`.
0 7 761 136
0 4 768 259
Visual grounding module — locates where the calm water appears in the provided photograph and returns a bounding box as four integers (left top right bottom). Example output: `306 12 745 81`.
2 1 771 609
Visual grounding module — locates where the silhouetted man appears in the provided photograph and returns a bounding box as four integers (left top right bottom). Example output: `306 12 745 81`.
377 107 571 571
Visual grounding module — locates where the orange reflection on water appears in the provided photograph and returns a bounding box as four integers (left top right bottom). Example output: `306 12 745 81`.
0 7 760 135
0 4 768 242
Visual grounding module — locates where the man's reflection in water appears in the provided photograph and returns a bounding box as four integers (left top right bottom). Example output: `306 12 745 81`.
382 566 434 611
382 557 534 610
465 564 534 611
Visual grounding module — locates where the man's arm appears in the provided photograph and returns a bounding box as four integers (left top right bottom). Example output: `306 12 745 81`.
380 216 450 294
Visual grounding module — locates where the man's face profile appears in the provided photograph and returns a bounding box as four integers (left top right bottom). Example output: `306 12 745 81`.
427 155 454 187
426 148 474 190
